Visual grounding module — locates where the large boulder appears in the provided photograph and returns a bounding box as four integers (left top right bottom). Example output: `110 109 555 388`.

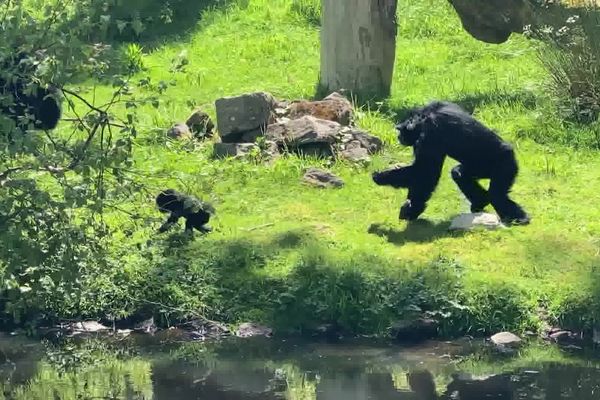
265 115 341 151
490 331 522 348
215 92 276 143
448 0 533 44
288 92 354 126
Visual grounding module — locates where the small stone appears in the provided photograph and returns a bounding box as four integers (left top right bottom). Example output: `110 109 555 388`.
549 330 572 342
340 140 371 162
449 212 504 231
167 123 193 140
236 322 273 338
69 321 110 333
134 317 157 335
303 168 344 189
490 331 522 348
116 329 133 337
343 128 383 154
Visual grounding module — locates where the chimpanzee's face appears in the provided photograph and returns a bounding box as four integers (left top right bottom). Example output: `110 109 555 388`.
396 116 423 147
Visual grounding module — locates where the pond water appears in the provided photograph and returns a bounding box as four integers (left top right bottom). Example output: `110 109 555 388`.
0 333 600 399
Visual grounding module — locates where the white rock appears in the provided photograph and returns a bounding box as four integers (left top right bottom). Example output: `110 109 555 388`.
491 331 522 347
449 212 504 231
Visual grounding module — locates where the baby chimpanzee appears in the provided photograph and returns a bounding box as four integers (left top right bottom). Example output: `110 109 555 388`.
155 189 215 235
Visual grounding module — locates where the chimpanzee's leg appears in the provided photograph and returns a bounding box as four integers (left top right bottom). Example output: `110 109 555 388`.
450 164 490 212
158 214 179 233
186 212 212 234
488 154 530 225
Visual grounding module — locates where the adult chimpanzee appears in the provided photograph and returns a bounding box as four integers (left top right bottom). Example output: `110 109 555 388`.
155 189 215 235
372 101 530 225
0 52 62 132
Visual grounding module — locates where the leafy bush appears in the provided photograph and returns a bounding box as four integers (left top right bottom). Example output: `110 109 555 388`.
526 4 600 123
0 0 177 327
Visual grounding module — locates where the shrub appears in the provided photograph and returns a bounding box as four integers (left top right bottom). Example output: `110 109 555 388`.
290 0 321 26
527 4 600 122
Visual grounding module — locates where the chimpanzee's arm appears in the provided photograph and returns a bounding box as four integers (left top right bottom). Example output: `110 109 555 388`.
158 213 180 233
400 138 446 220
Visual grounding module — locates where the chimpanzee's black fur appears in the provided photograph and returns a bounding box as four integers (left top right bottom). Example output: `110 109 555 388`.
372 101 530 225
0 52 62 132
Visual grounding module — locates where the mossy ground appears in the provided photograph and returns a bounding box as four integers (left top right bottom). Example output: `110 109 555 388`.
50 0 600 336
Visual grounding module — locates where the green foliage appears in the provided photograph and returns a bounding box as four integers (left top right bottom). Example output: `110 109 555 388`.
290 0 321 26
526 5 600 124
0 0 178 326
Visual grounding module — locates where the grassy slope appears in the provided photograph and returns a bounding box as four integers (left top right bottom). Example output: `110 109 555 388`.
69 0 600 335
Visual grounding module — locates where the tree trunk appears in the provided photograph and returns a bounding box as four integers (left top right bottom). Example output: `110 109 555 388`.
320 0 398 99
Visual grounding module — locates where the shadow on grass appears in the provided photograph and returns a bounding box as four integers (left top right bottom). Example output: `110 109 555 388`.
80 0 242 49
367 219 464 246
138 226 537 337
378 90 540 124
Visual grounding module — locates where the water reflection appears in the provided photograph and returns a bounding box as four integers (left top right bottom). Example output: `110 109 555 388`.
0 335 599 399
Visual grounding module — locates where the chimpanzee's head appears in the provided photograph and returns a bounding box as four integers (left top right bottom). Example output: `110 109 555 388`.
395 113 427 147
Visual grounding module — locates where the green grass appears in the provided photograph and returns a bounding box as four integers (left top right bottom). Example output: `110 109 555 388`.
49 0 600 336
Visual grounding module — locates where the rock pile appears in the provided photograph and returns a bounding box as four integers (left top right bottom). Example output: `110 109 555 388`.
212 91 383 161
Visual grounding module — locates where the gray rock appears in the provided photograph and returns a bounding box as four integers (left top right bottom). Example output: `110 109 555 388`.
134 317 158 335
69 321 110 334
213 141 279 159
342 128 383 154
215 92 276 143
303 168 344 189
549 330 575 344
340 140 371 162
265 115 341 148
167 123 193 140
185 108 214 139
236 322 273 338
449 212 504 231
490 331 522 348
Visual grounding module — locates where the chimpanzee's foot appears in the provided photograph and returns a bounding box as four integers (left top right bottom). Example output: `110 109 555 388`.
399 199 426 221
199 225 213 234
470 203 489 213
500 214 531 226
